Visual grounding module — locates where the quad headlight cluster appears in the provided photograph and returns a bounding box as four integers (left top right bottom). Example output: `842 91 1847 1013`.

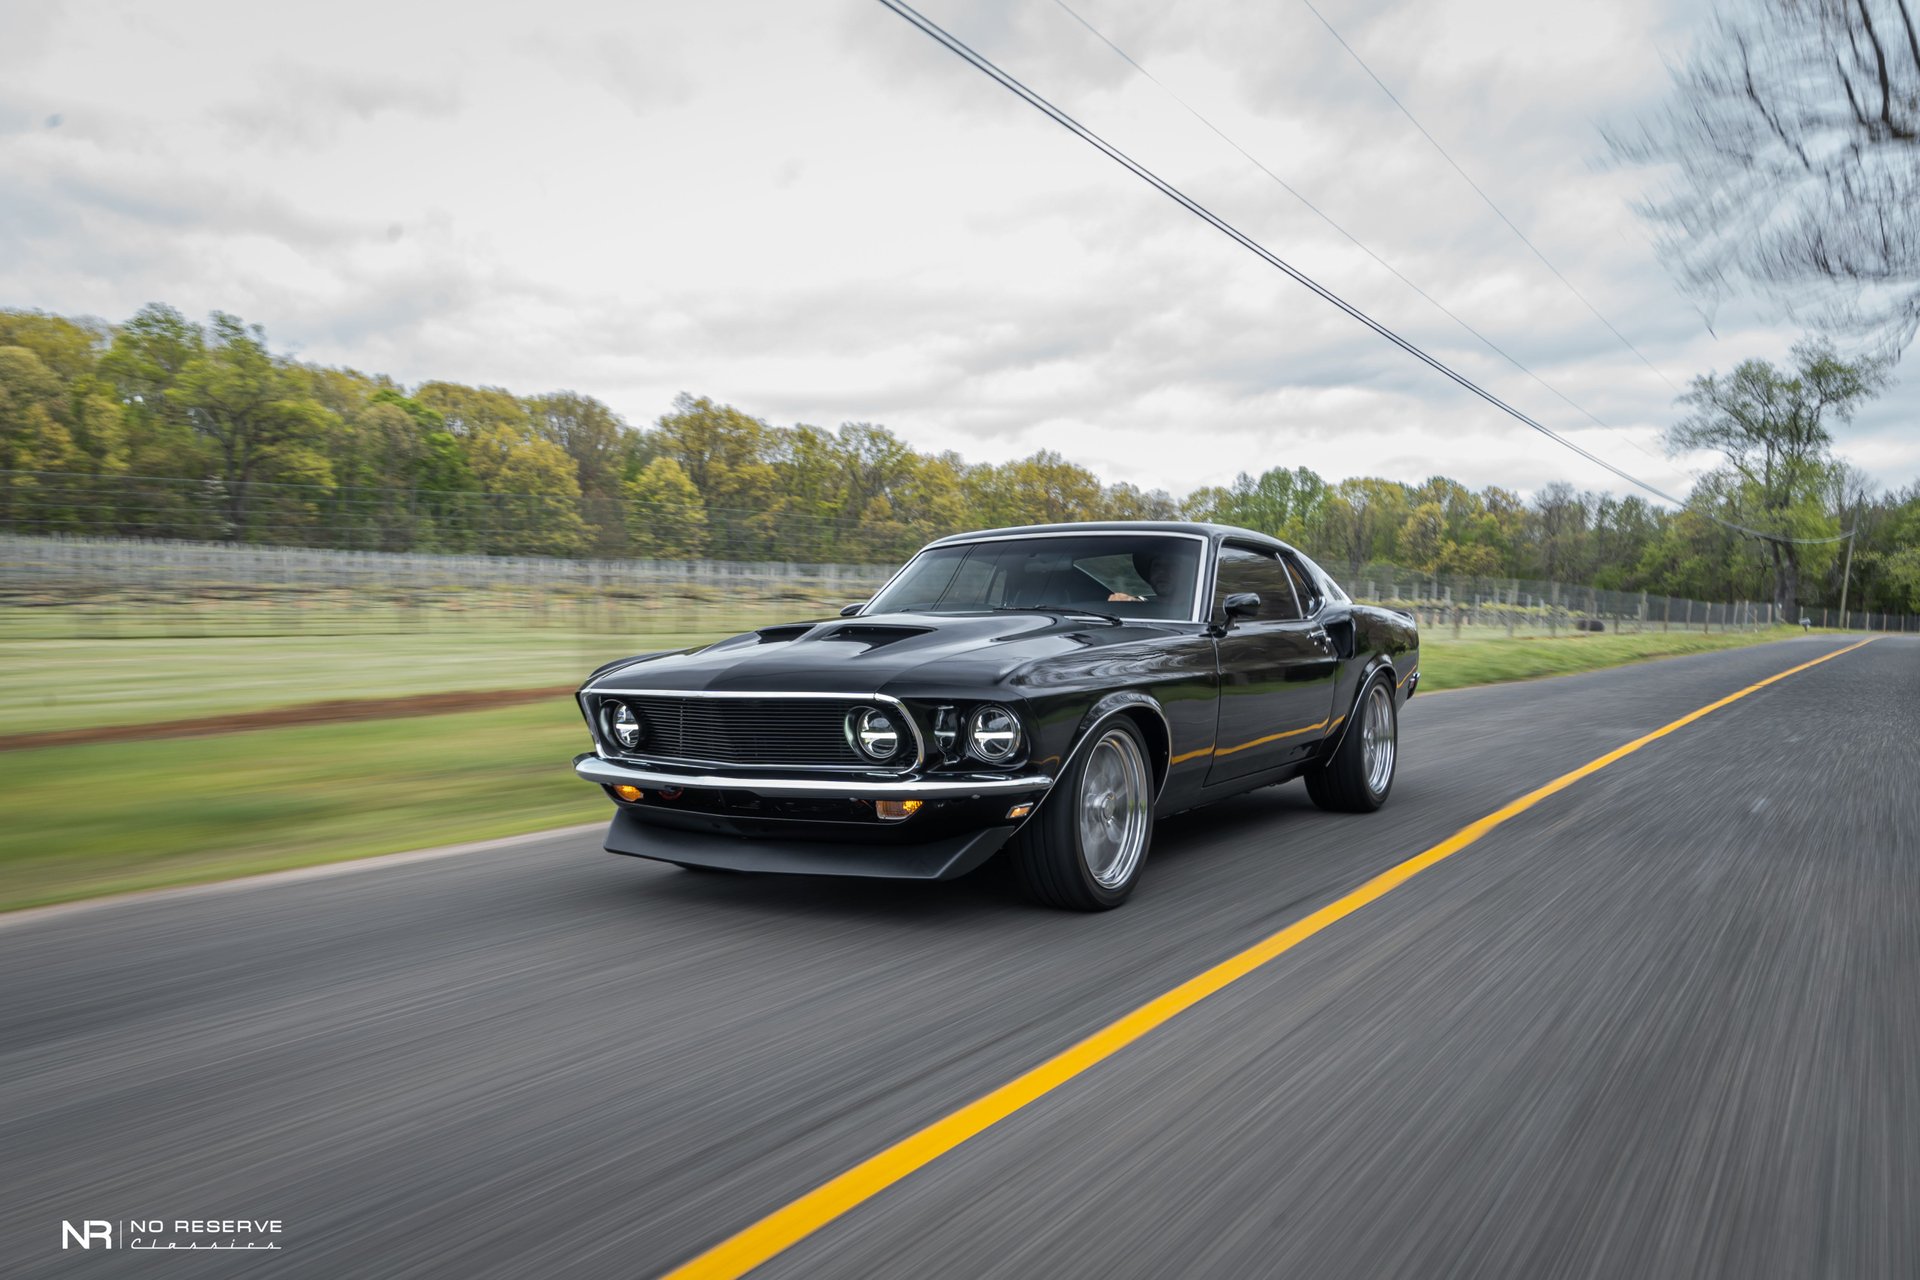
847 702 1022 766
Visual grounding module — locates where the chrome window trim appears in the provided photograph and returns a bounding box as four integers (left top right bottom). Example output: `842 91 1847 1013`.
573 754 1051 798
578 689 927 773
858 530 1212 623
1277 549 1325 620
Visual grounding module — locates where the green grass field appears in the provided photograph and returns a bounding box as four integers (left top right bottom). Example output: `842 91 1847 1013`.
0 620 1819 912
0 701 605 911
0 627 718 736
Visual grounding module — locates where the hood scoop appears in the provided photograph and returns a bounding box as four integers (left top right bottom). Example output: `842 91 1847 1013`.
815 624 934 648
751 623 817 644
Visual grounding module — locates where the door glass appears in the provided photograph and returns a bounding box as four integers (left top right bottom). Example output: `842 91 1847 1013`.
1214 546 1302 621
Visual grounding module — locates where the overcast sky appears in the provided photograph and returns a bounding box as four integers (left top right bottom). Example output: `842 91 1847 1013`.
2 0 1913 502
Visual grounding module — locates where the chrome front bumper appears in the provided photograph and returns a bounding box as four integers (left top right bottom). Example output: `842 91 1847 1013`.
571 753 1053 799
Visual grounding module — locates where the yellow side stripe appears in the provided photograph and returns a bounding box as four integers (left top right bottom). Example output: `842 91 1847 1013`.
661 636 1877 1280
1171 713 1344 765
1209 718 1330 757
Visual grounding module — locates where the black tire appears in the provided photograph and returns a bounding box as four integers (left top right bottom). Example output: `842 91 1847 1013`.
1305 674 1398 813
1007 718 1154 911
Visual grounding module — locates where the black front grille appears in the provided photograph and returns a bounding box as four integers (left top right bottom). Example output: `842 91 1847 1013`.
601 695 904 769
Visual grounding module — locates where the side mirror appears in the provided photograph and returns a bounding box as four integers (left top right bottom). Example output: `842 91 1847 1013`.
839 602 866 617
1223 592 1262 621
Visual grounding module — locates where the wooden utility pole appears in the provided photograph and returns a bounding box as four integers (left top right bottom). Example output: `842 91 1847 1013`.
1837 524 1857 629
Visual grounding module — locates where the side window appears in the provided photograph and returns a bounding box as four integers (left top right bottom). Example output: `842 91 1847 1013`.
1296 552 1349 603
1281 555 1320 616
1213 545 1302 621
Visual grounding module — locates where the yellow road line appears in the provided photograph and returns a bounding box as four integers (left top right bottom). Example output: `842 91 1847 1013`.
662 636 1879 1280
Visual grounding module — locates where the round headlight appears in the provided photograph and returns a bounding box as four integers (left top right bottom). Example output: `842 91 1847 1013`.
604 701 643 750
968 705 1021 763
848 707 902 761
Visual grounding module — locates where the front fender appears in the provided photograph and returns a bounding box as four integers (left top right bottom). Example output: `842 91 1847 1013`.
1056 691 1173 802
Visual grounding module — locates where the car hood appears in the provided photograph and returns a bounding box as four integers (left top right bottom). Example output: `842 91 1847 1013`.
583 611 1185 698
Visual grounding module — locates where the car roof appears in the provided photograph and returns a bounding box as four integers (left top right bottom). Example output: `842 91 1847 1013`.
922 520 1297 555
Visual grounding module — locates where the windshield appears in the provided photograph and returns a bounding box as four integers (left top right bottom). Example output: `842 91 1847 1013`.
865 534 1203 621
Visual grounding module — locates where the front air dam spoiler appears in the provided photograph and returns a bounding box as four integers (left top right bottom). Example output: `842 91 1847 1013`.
603 808 1018 880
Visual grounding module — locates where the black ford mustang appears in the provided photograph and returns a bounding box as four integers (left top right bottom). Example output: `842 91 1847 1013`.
574 522 1419 909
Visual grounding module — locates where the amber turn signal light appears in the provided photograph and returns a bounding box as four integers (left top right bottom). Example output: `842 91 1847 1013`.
1004 803 1033 820
875 799 923 821
613 785 643 802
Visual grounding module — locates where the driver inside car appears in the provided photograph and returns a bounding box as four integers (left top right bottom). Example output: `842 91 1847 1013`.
1108 549 1178 604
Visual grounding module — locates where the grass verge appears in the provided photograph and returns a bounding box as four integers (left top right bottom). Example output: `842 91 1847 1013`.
0 625 1819 912
1415 626 1801 691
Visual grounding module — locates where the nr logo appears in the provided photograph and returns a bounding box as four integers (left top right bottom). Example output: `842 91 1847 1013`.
62 1220 112 1249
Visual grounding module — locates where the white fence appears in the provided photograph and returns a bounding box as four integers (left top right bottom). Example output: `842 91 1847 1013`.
4 534 1912 640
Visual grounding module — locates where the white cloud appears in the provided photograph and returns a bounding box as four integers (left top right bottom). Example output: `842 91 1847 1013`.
0 0 1910 502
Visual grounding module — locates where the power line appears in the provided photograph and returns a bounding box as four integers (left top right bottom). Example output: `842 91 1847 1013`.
1294 0 1685 395
870 0 1851 547
1048 0 1664 462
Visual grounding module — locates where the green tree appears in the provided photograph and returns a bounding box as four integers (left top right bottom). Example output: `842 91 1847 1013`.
1670 340 1887 616
652 395 782 556
481 435 589 557
1399 502 1447 575
0 346 78 528
1318 476 1410 574
626 456 710 559
530 391 630 553
167 314 335 535
414 382 530 439
964 451 1105 528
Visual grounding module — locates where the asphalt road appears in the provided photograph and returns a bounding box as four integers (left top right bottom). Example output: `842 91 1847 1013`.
3 635 1914 1278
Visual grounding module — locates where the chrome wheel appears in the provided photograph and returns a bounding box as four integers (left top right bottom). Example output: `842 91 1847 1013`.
1361 683 1396 796
1078 728 1151 889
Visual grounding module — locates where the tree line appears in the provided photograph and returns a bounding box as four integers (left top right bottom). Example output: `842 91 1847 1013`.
1 303 1915 615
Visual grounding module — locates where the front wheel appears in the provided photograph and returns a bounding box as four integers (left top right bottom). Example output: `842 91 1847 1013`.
1306 676 1398 813
1007 719 1154 910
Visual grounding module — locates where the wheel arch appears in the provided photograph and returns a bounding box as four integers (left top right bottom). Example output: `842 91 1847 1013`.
1053 691 1173 804
1319 657 1399 762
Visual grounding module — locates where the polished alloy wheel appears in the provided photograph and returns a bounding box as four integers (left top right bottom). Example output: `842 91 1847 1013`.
1078 727 1151 889
1361 682 1396 795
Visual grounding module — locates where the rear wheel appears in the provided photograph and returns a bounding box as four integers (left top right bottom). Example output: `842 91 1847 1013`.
1306 676 1397 813
1008 719 1153 910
